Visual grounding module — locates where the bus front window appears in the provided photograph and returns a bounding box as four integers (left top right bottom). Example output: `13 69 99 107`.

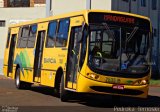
88 24 150 74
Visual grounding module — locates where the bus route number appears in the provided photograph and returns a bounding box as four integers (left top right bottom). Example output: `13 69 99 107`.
106 77 121 84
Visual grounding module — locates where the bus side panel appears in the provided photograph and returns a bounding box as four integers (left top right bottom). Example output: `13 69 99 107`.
14 47 35 83
41 70 56 87
41 48 68 87
40 20 69 87
13 25 35 83
20 69 33 83
3 49 9 77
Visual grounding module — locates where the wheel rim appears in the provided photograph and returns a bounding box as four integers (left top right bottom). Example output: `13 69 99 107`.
16 73 20 87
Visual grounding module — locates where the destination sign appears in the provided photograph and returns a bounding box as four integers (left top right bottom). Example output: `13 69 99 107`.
104 15 135 24
88 12 150 30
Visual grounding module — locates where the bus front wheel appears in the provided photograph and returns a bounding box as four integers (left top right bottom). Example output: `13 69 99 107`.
60 75 70 102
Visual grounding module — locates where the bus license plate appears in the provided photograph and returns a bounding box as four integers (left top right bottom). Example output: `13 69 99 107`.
112 85 124 90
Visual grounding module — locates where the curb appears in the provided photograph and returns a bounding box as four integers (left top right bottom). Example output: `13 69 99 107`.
0 76 12 80
149 85 160 87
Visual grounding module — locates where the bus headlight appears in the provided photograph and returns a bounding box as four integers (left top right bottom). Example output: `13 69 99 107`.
140 80 147 85
87 73 100 80
133 79 148 86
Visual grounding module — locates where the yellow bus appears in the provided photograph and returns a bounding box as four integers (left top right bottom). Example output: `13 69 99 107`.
3 10 152 102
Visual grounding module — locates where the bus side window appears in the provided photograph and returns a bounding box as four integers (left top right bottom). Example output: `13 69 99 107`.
17 26 29 48
46 21 57 48
6 29 11 48
27 24 37 48
56 18 70 47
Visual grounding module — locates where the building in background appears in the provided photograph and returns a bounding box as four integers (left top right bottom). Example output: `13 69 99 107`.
46 0 160 77
0 0 46 73
113 0 160 78
3 0 45 7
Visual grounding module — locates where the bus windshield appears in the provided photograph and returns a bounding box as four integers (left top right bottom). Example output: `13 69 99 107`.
88 23 150 74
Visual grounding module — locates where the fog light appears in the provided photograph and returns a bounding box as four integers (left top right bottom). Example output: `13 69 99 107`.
87 73 99 80
133 79 147 86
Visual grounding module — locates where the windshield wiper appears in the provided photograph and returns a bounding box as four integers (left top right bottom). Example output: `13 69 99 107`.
126 27 139 42
125 27 139 51
102 23 116 41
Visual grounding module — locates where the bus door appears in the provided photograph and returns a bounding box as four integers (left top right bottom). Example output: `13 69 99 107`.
7 34 17 76
66 27 82 89
33 30 45 81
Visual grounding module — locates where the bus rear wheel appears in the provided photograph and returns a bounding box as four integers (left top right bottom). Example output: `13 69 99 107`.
15 68 31 89
60 75 70 102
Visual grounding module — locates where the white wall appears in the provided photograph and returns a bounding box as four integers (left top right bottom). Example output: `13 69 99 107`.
50 0 112 16
91 0 111 10
51 0 86 15
0 7 46 59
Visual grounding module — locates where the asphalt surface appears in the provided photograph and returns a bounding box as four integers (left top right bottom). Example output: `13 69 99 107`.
0 75 160 112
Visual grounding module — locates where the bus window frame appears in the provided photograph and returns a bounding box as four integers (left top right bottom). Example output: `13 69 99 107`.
45 21 58 48
17 25 30 48
55 18 70 47
27 24 38 48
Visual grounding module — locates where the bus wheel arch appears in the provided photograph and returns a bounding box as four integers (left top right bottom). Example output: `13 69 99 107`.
15 64 32 89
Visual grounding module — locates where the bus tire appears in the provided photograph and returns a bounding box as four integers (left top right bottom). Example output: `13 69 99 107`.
24 82 32 89
15 68 26 89
54 69 63 97
60 75 70 102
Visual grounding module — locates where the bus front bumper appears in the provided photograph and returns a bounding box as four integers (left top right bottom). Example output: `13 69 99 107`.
77 75 149 98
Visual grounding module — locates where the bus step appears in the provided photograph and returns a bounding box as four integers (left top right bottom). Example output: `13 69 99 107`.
34 77 41 83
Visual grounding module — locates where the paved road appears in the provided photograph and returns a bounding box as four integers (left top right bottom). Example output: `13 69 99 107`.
0 75 160 112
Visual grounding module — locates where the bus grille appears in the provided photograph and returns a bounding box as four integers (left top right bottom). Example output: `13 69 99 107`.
90 86 144 95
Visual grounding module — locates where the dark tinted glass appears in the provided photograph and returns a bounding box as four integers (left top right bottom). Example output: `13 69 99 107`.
46 21 57 47
56 19 70 47
27 24 37 48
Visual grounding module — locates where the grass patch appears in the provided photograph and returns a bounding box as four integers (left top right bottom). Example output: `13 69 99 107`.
150 79 160 86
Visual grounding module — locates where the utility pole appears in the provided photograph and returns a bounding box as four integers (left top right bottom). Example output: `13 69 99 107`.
157 0 160 78
129 0 131 13
46 0 51 17
86 0 91 10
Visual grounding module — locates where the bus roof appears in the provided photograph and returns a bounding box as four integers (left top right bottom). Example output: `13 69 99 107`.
9 10 150 28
